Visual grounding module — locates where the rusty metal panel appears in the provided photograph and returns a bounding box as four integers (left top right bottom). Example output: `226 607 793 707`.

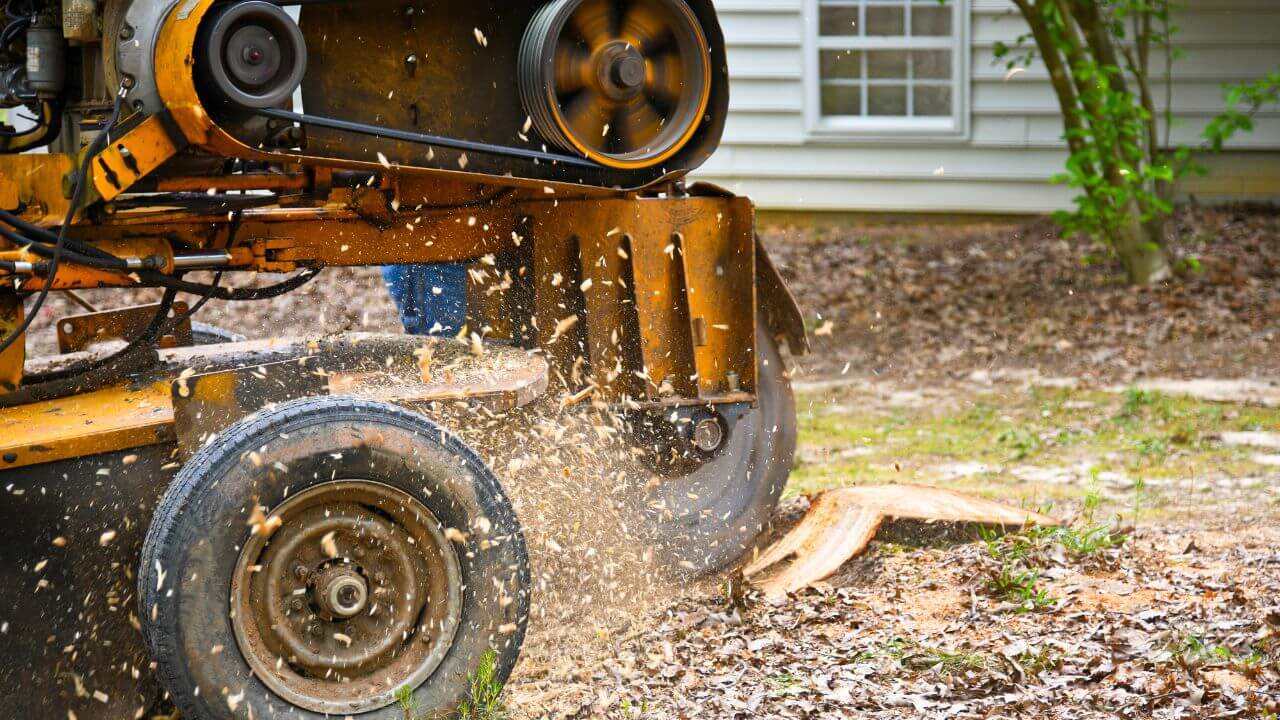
520 194 756 402
630 225 697 401
56 302 194 354
578 230 644 398
171 360 330 459
530 226 586 386
677 197 757 397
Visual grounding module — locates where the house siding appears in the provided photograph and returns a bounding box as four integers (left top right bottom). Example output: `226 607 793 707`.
697 0 1280 213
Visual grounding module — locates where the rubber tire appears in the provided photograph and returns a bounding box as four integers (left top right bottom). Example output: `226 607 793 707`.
139 396 530 720
190 322 246 346
646 314 797 573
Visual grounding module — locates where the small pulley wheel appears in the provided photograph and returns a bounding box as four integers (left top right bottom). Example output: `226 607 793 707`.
518 0 712 169
197 0 307 109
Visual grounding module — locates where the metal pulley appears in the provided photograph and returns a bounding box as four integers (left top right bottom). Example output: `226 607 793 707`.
195 0 307 109
518 0 712 169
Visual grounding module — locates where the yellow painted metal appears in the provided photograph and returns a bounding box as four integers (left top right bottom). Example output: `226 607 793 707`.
89 114 188 202
0 336 552 470
0 381 175 470
0 154 77 225
88 203 518 271
577 229 643 397
11 237 176 291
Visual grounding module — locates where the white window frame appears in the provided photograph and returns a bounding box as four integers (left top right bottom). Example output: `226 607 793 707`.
803 0 971 141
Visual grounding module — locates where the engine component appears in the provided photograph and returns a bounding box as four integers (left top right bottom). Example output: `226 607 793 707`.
195 0 307 110
62 0 99 45
0 64 30 105
24 19 64 96
518 0 711 169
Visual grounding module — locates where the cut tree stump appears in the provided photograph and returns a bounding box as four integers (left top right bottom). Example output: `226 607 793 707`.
744 484 1059 598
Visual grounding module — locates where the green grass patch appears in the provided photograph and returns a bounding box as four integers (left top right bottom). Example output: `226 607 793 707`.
789 383 1280 514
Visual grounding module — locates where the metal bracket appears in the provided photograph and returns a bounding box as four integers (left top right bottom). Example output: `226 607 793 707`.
57 301 193 353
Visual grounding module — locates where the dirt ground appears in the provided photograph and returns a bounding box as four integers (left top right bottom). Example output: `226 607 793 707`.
22 205 1280 719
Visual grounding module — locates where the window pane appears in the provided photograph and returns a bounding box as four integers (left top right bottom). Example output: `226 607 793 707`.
818 6 860 36
911 4 952 36
868 85 907 115
821 49 862 79
865 5 905 36
913 85 952 116
867 50 907 79
821 84 862 116
913 50 951 80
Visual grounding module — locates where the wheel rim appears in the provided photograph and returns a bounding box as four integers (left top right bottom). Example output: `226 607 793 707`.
519 0 712 169
230 480 461 714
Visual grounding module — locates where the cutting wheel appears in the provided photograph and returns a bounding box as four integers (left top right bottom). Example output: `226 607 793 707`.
519 0 712 169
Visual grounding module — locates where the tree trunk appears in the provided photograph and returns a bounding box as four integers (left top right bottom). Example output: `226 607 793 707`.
1113 202 1172 284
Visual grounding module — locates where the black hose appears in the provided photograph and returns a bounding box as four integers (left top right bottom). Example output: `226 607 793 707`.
13 270 229 398
0 226 131 270
0 209 118 260
22 287 179 384
137 266 322 301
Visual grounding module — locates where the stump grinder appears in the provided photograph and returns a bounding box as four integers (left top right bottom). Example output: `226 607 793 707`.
0 0 808 717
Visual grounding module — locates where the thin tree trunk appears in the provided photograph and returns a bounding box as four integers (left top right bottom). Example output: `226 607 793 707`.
1113 201 1172 284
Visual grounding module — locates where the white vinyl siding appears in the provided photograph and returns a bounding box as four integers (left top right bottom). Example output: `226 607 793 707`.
698 0 1280 213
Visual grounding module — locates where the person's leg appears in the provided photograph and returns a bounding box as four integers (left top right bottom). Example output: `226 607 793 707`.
381 263 468 336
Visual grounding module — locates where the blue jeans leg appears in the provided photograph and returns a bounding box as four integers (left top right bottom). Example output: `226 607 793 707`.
381 264 468 336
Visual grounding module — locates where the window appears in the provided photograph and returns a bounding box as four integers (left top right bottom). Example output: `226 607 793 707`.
807 0 968 137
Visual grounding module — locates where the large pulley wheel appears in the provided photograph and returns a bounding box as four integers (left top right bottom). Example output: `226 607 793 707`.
196 0 307 109
139 397 530 719
519 0 712 169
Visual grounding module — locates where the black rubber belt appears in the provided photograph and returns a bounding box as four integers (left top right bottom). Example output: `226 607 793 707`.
256 107 600 170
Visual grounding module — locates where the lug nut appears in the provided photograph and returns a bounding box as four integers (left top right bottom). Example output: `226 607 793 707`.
294 564 309 579
289 597 305 612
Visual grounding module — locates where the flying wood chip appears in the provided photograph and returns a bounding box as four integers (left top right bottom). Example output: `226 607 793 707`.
744 485 1059 598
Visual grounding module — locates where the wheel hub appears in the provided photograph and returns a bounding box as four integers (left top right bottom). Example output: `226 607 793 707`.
312 564 369 619
230 481 461 714
595 42 646 101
